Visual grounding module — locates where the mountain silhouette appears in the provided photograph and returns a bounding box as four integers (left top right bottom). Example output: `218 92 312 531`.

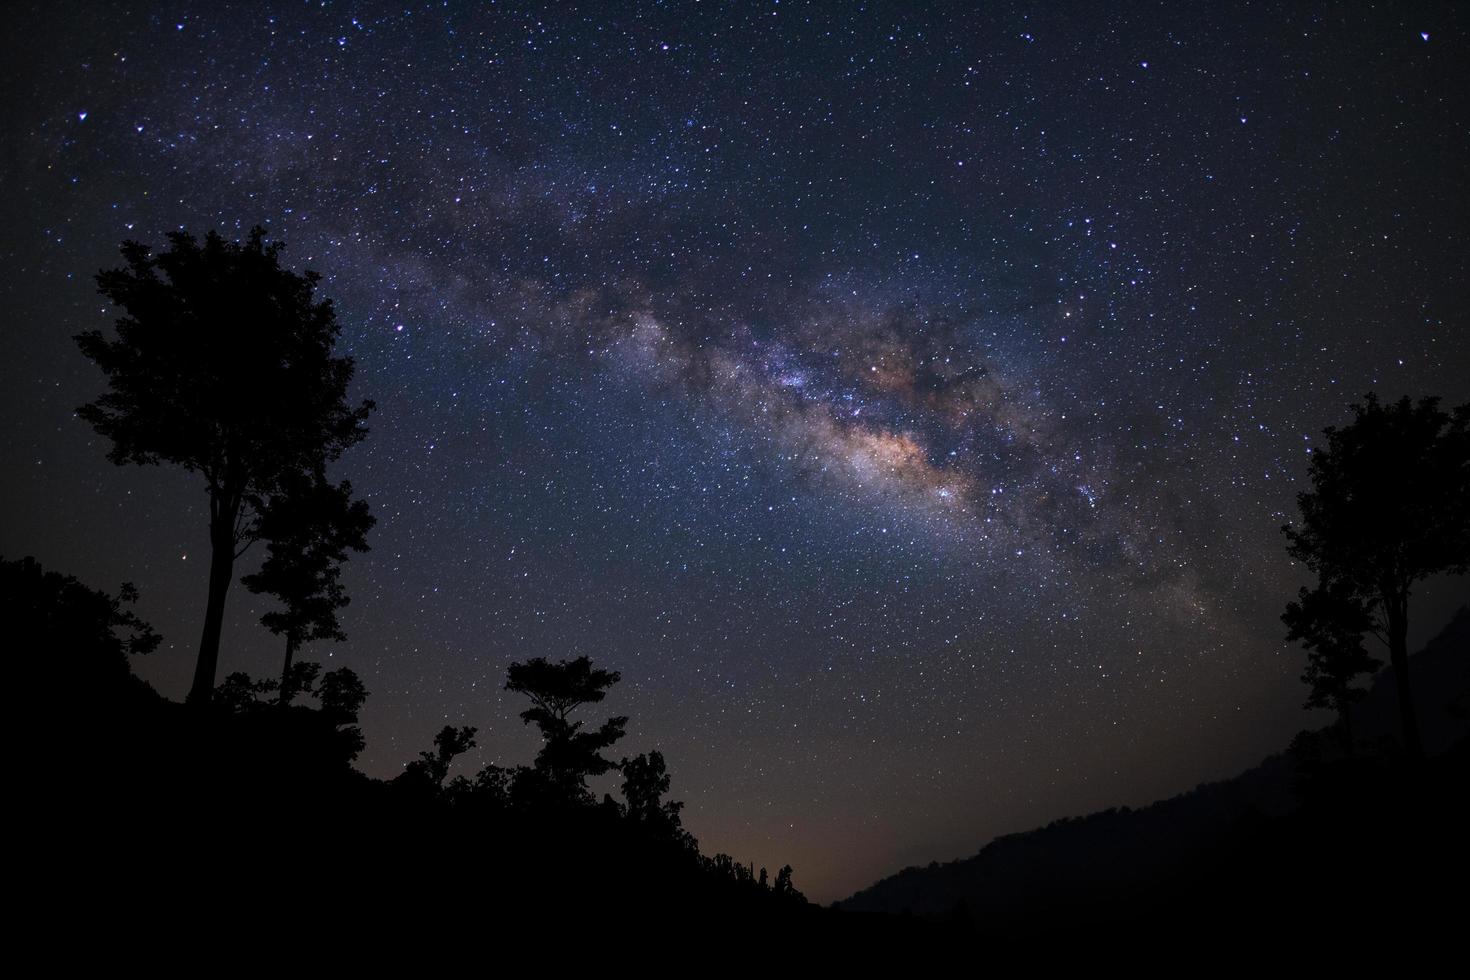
837 609 1470 939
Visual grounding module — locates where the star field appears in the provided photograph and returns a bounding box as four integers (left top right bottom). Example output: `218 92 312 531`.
2 1 1467 901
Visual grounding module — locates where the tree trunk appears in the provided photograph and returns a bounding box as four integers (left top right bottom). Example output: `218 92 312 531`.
1386 594 1424 761
277 635 298 705
187 502 238 703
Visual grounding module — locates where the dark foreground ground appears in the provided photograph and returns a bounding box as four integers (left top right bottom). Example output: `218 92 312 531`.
26 675 1464 959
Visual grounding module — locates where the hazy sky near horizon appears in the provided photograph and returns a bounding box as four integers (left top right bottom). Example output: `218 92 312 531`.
2 1 1466 901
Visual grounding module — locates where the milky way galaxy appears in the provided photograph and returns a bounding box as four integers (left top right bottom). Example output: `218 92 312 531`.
2 2 1467 900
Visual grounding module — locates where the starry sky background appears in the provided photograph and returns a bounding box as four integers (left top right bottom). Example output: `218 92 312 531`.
2 1 1467 902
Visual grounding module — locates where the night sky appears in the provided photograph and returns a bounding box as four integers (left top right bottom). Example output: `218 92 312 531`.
2 1 1467 902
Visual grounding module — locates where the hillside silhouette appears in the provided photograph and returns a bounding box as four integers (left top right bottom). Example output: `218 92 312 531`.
13 553 952 946
22 544 1461 950
837 609 1470 939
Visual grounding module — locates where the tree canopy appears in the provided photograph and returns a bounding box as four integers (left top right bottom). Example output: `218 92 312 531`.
242 469 374 701
1283 393 1470 757
402 725 479 789
4 554 159 703
620 749 687 839
76 227 373 702
1283 578 1383 752
506 656 627 801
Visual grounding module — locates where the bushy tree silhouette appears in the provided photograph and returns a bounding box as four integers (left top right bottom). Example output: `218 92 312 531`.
316 666 368 723
446 761 512 806
1283 393 1470 758
402 724 478 789
211 663 371 762
773 864 803 900
3 554 159 701
278 659 324 706
505 656 627 801
1283 578 1382 753
75 228 373 703
242 469 374 703
215 670 279 712
620 749 685 830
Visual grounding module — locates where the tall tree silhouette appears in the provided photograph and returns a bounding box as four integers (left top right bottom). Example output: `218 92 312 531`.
1283 393 1470 759
505 656 627 801
75 228 373 703
241 470 374 703
1283 578 1382 754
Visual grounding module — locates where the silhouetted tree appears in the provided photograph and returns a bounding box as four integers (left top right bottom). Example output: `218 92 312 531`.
241 470 374 703
75 228 373 703
402 725 478 790
505 656 627 802
773 864 804 901
313 666 369 760
1283 579 1383 753
316 666 368 723
620 749 686 830
1283 393 1470 759
278 660 323 706
215 670 278 712
212 663 369 762
214 662 364 714
446 763 512 807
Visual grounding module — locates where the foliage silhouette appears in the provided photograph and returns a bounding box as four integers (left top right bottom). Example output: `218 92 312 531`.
279 659 324 706
401 724 479 790
241 469 374 703
316 664 369 723
1284 578 1383 753
773 864 804 901
620 749 685 831
444 761 513 808
75 228 373 703
211 662 371 763
505 655 628 802
4 554 158 702
215 670 280 712
1282 393 1470 759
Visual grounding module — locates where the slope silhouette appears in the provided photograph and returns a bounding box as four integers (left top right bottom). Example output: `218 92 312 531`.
12 554 946 948
838 609 1470 940
13 546 1465 951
